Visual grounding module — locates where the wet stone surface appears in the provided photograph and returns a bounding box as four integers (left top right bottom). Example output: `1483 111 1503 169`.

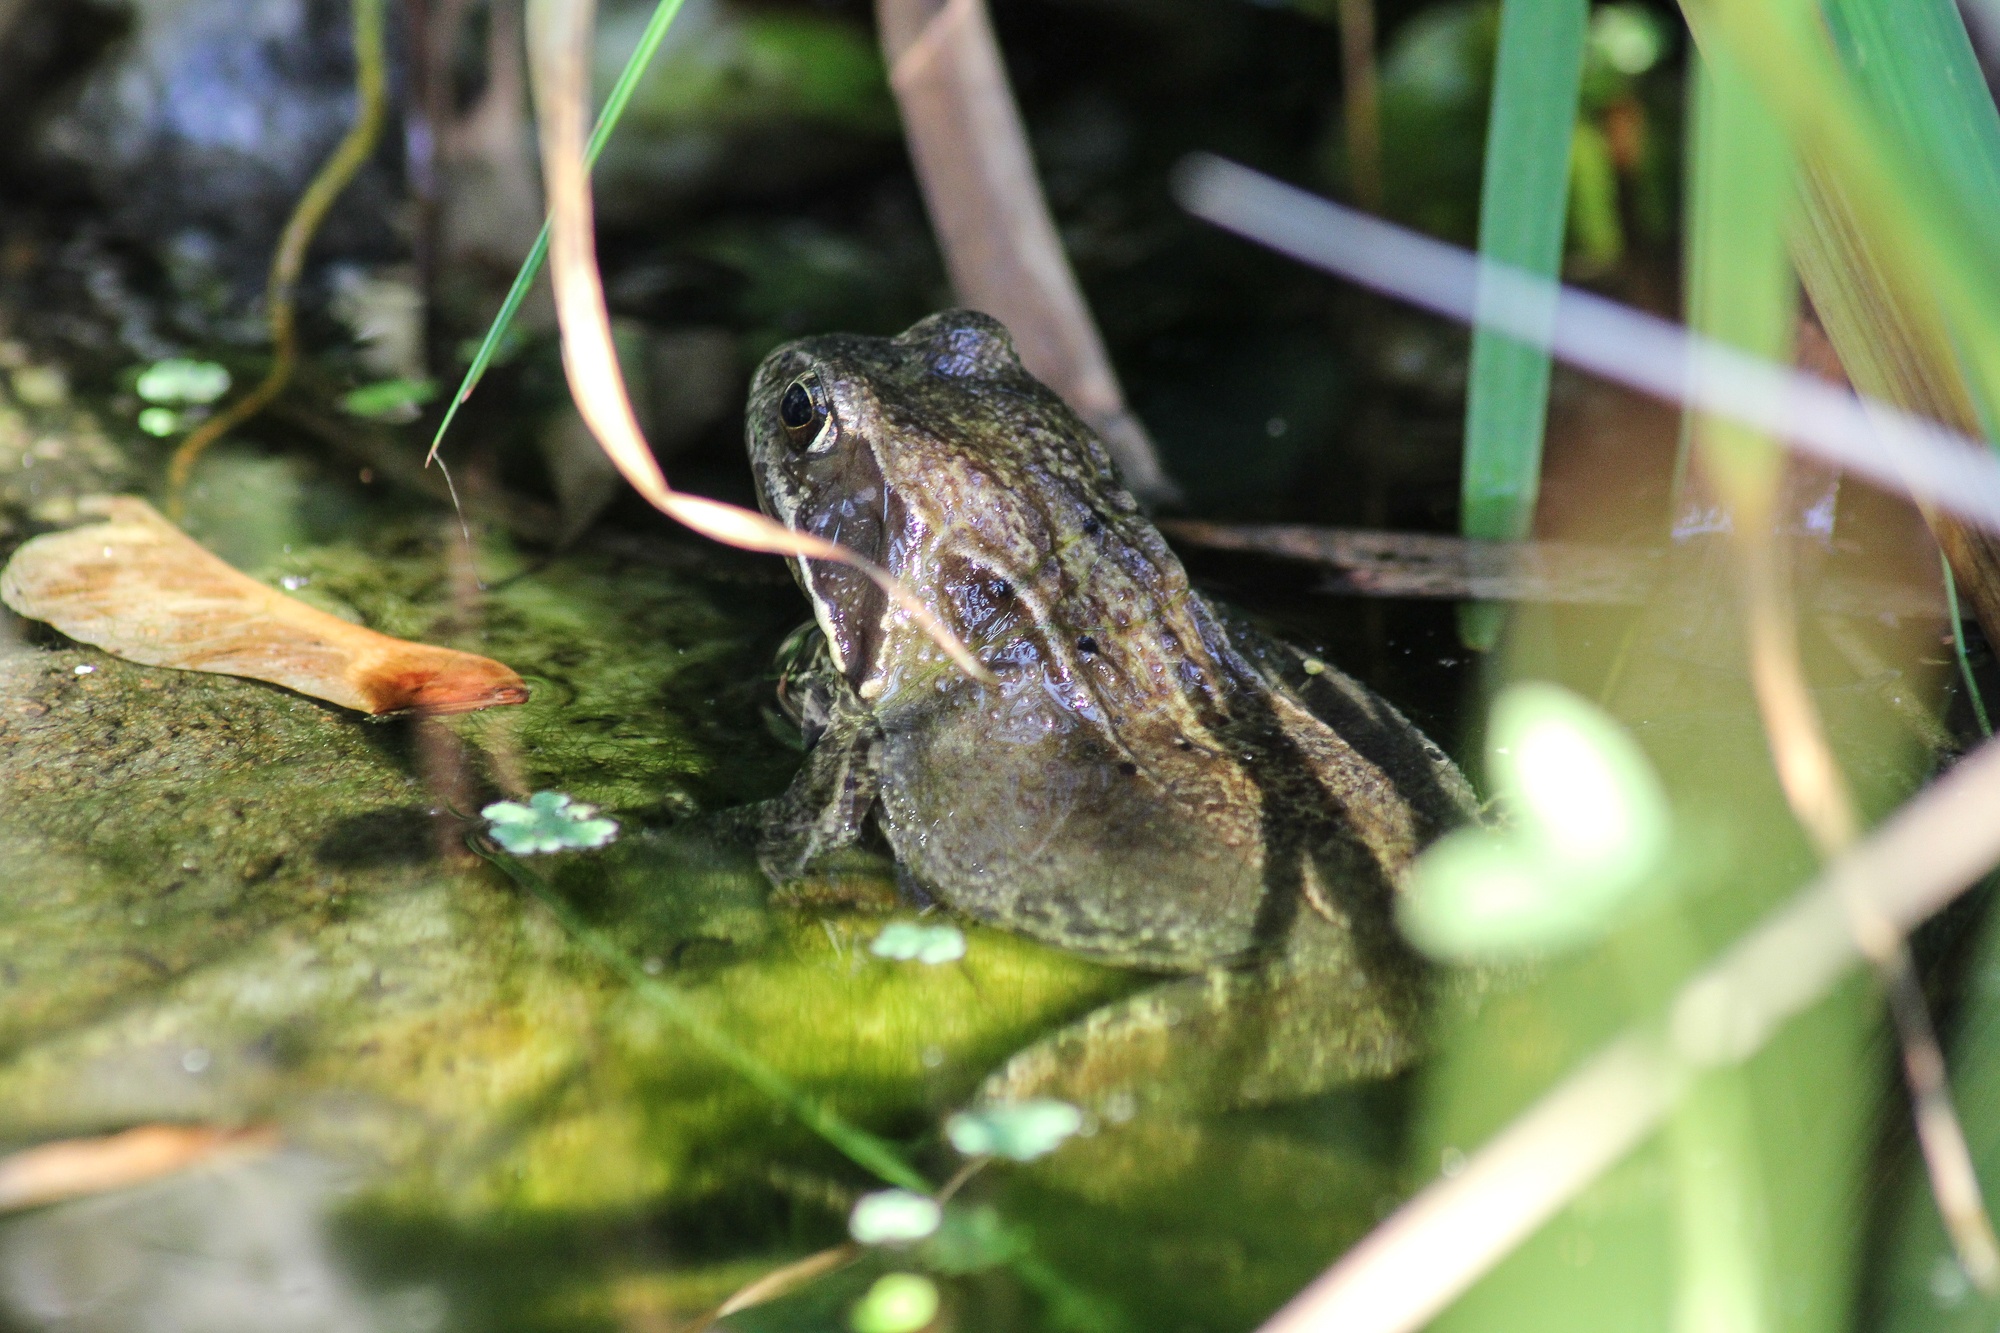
1 518 1297 1330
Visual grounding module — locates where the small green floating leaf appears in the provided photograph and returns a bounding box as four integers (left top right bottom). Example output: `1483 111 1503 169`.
136 359 231 406
1488 681 1669 879
1400 829 1622 958
849 1189 942 1245
945 1100 1083 1161
870 921 966 965
849 1273 940 1333
136 407 182 438
481 791 619 855
1400 682 1669 960
340 377 438 422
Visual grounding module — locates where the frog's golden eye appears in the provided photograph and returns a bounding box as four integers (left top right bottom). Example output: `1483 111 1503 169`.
779 375 828 449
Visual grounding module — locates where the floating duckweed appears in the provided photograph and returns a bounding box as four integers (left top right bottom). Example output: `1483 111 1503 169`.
482 791 619 854
136 358 231 406
849 1189 942 1244
137 407 181 437
340 377 438 421
870 921 965 965
849 1273 939 1333
1400 682 1669 960
945 1099 1082 1161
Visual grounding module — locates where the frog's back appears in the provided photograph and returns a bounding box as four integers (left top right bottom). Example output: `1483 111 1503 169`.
873 570 1476 974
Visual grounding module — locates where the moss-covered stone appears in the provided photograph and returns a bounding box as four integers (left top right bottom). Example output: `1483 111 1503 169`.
0 519 1170 1328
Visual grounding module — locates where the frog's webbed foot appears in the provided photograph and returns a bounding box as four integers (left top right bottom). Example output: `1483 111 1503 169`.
977 956 1425 1116
756 703 884 885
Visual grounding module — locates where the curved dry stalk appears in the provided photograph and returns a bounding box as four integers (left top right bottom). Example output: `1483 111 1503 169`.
1733 518 2000 1289
689 1244 861 1332
525 0 989 684
166 0 389 517
876 0 1176 504
1260 728 2000 1333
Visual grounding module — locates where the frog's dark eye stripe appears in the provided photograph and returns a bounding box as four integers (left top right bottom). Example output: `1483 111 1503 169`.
779 374 828 449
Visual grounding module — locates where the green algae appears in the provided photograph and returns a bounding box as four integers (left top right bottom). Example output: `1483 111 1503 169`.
0 514 1130 1326
0 500 1408 1330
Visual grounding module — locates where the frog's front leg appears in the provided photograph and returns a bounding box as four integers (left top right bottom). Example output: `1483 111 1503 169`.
978 946 1426 1116
757 698 885 884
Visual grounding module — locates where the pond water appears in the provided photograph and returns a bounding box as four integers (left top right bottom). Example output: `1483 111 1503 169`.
1 1 1994 1331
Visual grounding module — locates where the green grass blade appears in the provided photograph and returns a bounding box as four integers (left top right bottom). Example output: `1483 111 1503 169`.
1687 0 2000 435
1458 0 1589 650
1822 0 2000 233
1678 40 1796 507
428 0 690 464
1947 557 1994 738
1665 45 1798 1333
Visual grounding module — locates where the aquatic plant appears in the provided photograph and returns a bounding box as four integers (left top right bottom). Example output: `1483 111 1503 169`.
945 1100 1085 1162
868 921 967 965
481 791 619 854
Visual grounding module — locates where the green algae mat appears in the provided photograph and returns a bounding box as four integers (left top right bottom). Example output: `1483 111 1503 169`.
0 506 1400 1333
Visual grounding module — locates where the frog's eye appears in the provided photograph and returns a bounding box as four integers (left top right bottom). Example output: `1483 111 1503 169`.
779 374 829 449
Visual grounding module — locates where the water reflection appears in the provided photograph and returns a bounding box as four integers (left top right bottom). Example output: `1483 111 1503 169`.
0 1152 445 1333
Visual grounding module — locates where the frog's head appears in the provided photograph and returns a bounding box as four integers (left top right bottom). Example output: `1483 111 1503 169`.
747 310 1128 687
745 309 1026 531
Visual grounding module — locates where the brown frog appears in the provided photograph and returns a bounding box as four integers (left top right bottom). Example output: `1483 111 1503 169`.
747 310 1478 1109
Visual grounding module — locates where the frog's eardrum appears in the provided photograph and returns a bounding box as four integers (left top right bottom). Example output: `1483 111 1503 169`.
0 496 528 717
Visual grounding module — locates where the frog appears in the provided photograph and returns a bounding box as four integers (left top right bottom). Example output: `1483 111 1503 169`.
746 309 1480 1112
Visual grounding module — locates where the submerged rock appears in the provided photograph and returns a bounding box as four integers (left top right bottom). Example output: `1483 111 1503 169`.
34 0 403 309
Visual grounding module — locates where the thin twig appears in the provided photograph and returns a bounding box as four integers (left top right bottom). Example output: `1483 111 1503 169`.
1161 519 1945 618
165 0 388 517
1173 157 2000 538
691 1244 862 1331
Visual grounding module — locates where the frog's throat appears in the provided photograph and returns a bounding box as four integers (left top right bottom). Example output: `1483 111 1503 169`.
798 555 850 675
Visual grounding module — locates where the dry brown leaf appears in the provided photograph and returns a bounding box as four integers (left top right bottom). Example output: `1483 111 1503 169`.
0 1124 279 1213
0 496 529 717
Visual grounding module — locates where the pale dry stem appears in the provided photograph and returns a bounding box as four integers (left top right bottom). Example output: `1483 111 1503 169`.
1734 519 2000 1290
524 0 989 683
877 0 1175 503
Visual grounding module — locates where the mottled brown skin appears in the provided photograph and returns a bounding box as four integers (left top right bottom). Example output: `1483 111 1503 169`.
748 311 1478 1107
